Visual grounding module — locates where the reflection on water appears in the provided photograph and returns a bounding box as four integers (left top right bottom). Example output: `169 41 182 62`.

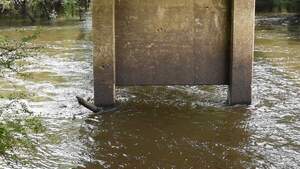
79 87 252 169
0 18 299 169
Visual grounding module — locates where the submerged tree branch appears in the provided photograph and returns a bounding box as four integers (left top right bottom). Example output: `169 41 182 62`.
76 96 101 113
76 96 118 113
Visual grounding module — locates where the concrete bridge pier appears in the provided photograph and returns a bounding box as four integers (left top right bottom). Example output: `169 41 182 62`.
92 0 255 106
229 0 255 105
93 0 115 107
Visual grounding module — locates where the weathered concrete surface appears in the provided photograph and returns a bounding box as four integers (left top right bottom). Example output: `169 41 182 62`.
93 0 254 105
229 0 255 105
115 0 230 85
93 0 115 106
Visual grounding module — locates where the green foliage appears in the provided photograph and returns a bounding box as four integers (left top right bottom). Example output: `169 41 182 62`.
0 101 46 161
64 0 77 17
0 30 39 73
256 0 300 13
0 31 46 164
0 0 90 22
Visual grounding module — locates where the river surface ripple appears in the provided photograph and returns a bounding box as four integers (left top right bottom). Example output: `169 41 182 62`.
0 19 299 169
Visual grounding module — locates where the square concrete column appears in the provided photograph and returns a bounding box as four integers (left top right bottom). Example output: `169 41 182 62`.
92 0 115 107
229 0 255 105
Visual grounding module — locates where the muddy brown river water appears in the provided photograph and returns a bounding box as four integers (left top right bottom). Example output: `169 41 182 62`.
0 17 299 169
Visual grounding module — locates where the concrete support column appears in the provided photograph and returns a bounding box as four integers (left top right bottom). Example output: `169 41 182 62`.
92 0 115 106
229 0 255 105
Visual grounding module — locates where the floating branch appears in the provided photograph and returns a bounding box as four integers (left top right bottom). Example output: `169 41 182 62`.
76 96 118 113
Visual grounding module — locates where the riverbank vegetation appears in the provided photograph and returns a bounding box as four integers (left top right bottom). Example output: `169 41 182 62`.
0 101 46 164
0 32 46 164
256 0 300 13
0 0 90 23
0 31 39 72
